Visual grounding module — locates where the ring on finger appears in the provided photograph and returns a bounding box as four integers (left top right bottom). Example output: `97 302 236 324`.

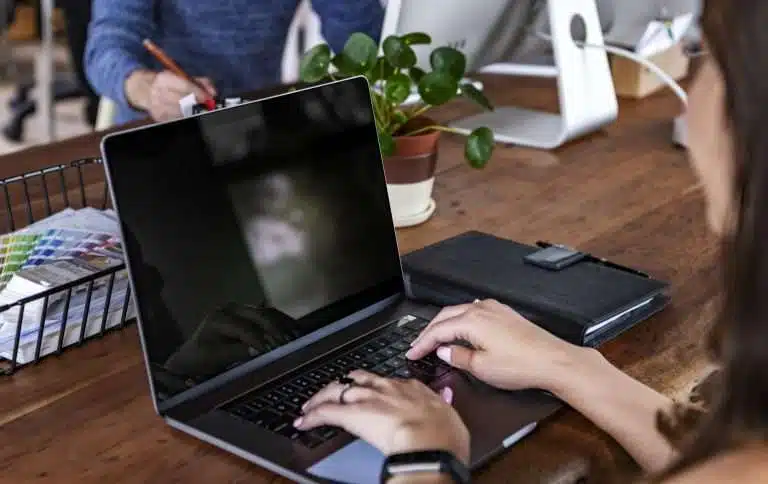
337 376 357 404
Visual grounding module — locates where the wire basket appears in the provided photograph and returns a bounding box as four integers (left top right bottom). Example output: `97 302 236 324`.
0 158 134 375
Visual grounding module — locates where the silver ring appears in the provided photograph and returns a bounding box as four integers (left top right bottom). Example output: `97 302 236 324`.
473 299 481 304
337 376 356 404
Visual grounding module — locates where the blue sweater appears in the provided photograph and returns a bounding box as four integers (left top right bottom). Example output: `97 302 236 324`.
85 0 384 124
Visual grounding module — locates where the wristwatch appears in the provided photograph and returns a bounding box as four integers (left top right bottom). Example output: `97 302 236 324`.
380 450 470 484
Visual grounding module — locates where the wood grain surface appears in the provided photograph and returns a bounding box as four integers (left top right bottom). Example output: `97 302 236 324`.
0 74 718 484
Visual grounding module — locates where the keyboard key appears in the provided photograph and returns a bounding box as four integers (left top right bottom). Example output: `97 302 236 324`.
274 402 297 413
278 385 298 397
347 351 366 362
411 318 429 330
378 347 399 359
365 352 389 364
387 357 407 370
293 377 312 389
372 363 395 376
334 356 355 368
361 344 378 355
393 367 414 379
247 409 281 427
299 433 323 448
229 406 251 418
267 416 294 433
359 360 375 370
288 395 305 407
307 370 327 382
409 360 435 374
391 340 411 351
321 364 343 377
244 399 267 412
263 391 284 404
372 338 389 349
278 425 303 440
314 426 339 441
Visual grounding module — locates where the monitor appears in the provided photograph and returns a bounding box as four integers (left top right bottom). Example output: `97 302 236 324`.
102 77 403 404
380 0 619 149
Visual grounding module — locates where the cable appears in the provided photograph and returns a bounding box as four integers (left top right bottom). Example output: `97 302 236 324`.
534 31 688 106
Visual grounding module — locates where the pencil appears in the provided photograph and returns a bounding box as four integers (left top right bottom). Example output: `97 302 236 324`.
142 38 216 110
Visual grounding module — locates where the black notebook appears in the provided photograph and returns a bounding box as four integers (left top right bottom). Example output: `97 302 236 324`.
402 231 670 347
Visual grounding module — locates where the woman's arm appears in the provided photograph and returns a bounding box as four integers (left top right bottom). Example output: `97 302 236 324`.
552 347 678 474
407 299 678 474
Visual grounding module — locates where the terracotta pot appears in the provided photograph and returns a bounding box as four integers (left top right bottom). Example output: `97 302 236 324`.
382 118 441 227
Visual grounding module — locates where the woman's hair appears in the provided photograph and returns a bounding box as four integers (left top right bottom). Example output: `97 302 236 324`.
655 0 768 477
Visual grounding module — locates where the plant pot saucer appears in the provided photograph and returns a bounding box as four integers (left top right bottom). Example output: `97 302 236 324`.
393 198 436 229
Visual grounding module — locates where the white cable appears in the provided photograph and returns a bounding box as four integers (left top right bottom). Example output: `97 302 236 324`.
590 43 688 105
535 31 688 106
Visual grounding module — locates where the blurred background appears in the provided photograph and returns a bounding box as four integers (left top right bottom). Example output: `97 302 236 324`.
0 0 699 157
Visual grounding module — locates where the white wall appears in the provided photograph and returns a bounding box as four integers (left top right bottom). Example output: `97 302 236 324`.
281 0 701 82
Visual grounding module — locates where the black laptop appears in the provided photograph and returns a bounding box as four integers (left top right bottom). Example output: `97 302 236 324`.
100 76 561 484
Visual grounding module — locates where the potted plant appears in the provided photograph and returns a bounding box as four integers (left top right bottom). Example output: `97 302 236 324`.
299 32 495 228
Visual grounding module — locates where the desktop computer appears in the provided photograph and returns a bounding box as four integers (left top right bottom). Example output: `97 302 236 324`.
381 0 619 149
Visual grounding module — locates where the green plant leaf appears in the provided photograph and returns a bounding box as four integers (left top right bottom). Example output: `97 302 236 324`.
382 36 417 69
409 66 425 85
333 32 378 75
368 57 395 84
430 46 466 81
460 83 493 111
378 132 395 157
384 73 412 106
401 32 431 45
418 71 459 106
299 44 332 82
465 127 495 168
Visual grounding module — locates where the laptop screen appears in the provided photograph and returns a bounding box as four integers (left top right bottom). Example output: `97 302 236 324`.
102 78 403 402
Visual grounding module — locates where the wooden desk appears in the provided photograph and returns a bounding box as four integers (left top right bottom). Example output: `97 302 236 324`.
0 75 718 483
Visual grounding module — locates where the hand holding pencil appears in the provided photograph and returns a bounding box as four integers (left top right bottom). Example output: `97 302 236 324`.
124 39 217 122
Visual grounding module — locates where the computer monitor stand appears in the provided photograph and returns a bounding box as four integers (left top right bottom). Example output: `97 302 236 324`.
450 0 618 150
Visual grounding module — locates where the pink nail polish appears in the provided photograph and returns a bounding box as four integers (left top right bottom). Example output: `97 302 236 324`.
442 387 454 404
436 346 451 363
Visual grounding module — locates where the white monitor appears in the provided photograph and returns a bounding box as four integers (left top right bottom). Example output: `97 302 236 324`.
381 0 619 150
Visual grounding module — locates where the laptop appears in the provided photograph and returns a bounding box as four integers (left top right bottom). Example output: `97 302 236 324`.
100 76 562 484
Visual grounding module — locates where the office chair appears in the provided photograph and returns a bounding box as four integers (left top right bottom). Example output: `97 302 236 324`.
2 0 98 143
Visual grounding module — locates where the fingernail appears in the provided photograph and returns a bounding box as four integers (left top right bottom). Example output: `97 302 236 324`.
301 401 309 411
405 348 415 359
436 346 451 364
293 417 303 428
441 387 454 404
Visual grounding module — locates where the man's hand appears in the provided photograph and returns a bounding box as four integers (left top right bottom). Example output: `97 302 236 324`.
125 69 216 121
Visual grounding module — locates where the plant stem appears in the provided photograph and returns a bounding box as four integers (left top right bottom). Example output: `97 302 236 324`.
403 125 467 137
408 104 433 120
369 89 386 128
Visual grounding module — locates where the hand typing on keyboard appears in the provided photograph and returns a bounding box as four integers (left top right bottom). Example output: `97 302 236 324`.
295 369 470 465
223 315 457 448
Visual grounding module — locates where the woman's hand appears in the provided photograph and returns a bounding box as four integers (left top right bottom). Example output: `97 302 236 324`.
295 370 470 465
406 299 589 394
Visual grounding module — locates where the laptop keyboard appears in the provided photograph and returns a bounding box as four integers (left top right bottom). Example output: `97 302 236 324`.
224 315 452 448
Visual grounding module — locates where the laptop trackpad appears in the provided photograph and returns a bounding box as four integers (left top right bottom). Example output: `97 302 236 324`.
308 439 385 484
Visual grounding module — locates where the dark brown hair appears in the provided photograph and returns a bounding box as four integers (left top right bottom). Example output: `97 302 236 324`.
655 0 768 478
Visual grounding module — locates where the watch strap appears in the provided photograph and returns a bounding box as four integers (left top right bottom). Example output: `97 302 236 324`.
380 450 470 484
